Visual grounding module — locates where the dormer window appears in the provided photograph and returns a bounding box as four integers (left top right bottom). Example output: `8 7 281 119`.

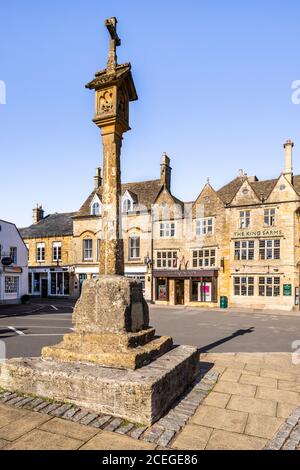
90 195 101 216
92 202 100 216
123 198 132 213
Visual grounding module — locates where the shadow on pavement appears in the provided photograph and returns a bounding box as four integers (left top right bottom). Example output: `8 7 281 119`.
198 327 255 353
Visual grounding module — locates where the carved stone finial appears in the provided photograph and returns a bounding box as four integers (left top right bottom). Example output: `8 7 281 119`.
105 17 121 73
206 177 210 184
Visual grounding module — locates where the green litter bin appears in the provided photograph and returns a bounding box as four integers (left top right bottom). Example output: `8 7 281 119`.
220 296 228 309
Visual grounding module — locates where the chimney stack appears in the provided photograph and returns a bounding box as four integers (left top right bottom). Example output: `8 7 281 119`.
283 139 294 183
160 153 172 191
94 167 102 189
33 204 44 224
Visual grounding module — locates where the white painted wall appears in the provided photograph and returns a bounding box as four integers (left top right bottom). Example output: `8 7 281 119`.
0 220 28 303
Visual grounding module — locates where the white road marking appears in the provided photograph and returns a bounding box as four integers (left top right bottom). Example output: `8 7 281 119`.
51 305 58 311
7 326 25 336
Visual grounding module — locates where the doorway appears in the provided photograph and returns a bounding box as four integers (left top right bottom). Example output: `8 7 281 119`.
41 279 48 298
175 279 185 305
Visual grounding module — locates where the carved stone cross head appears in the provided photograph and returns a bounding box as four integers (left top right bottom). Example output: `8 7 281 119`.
105 17 121 73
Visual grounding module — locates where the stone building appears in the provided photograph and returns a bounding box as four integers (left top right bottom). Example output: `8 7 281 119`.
20 140 300 311
0 220 28 304
19 209 76 298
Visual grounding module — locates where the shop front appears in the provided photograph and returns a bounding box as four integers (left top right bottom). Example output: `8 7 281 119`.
28 267 73 298
153 269 219 306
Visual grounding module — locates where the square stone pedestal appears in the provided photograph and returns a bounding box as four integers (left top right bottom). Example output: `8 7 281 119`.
0 345 198 425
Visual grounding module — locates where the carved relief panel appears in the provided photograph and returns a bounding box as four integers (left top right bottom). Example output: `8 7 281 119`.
96 87 116 116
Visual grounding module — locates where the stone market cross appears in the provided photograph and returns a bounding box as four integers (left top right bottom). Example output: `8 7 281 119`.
0 18 198 426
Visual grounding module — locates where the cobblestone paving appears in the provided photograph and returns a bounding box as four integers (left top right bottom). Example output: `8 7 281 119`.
265 406 300 450
0 364 218 449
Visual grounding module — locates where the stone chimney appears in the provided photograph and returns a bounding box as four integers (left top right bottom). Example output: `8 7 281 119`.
160 153 172 191
283 139 294 183
33 204 44 224
94 167 102 189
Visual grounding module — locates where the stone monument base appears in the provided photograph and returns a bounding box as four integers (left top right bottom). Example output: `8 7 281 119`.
0 345 199 425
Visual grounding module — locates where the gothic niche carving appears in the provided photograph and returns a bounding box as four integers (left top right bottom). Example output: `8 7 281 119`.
98 89 114 115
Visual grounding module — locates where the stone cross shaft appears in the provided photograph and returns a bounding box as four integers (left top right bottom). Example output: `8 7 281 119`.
99 127 124 276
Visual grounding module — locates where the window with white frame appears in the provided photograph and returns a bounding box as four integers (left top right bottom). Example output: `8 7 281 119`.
10 247 17 264
239 210 250 229
192 248 216 268
259 276 280 296
196 218 213 236
36 242 45 262
264 208 276 226
52 242 62 262
122 198 132 213
259 239 280 260
83 239 93 261
233 276 254 296
129 236 140 259
159 222 175 238
5 276 19 294
234 240 254 260
91 201 101 216
156 251 178 268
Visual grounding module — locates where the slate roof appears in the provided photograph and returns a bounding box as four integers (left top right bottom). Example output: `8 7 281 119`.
19 212 75 239
75 179 164 217
217 175 300 204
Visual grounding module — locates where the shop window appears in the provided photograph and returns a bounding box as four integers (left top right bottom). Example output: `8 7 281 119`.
33 273 41 294
156 278 168 301
5 276 19 294
191 277 216 302
50 272 69 296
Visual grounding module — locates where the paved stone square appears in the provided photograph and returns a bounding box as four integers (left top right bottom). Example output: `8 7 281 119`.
0 352 299 450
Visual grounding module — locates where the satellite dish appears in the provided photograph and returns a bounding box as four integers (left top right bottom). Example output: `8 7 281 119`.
1 257 13 266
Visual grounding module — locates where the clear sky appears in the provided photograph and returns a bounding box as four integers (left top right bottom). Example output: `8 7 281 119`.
1 0 300 227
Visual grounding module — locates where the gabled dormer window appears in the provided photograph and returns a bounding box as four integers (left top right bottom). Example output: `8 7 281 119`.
122 191 134 213
90 195 101 216
92 202 100 216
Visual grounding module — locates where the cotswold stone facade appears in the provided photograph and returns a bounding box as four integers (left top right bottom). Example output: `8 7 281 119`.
20 140 300 311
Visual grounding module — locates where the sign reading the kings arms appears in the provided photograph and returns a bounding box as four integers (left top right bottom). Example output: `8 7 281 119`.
233 229 283 238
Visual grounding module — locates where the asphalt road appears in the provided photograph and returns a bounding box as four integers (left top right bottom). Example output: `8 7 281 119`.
0 301 299 358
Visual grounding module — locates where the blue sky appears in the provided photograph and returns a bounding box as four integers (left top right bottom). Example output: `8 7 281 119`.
1 0 300 227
